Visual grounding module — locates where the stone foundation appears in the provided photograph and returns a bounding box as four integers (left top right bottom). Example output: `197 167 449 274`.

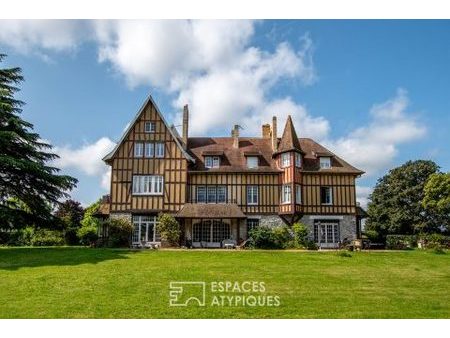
299 214 357 242
109 212 132 223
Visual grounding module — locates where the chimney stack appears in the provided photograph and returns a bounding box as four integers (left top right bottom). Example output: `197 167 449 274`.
232 124 240 149
262 124 271 138
271 116 278 152
182 104 189 148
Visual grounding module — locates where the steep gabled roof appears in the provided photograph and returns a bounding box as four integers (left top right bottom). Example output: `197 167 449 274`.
274 115 304 155
102 94 195 164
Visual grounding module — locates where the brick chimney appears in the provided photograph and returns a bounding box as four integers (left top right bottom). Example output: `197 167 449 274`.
232 124 240 149
262 124 271 138
182 104 189 148
271 116 278 152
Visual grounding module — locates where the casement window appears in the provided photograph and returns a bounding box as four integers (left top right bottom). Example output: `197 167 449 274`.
320 186 333 205
144 142 154 158
132 175 164 195
134 142 144 157
196 185 226 203
193 220 230 243
295 153 302 168
144 122 156 133
314 221 339 243
247 186 259 205
282 184 291 204
205 156 220 168
281 153 291 168
247 156 259 169
197 186 207 203
207 186 217 203
132 215 160 244
155 143 165 158
217 186 227 203
296 185 302 204
320 156 331 169
246 218 260 236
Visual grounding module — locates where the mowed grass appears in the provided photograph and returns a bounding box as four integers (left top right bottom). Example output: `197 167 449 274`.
0 248 449 318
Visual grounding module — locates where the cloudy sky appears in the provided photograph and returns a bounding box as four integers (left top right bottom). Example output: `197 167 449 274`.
1 20 449 207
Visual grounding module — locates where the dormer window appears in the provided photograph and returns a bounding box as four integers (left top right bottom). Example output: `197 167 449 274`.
281 153 291 168
205 156 220 168
295 153 302 168
247 156 259 169
145 122 156 133
320 156 331 169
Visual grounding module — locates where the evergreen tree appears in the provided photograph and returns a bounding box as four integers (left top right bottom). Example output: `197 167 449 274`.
0 54 77 229
365 160 441 240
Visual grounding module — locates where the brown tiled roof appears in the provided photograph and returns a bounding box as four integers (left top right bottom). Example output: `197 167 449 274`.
187 137 363 175
188 137 281 173
176 203 247 218
275 115 304 155
93 195 110 217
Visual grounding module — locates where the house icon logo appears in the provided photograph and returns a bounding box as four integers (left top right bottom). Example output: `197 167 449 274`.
169 282 206 307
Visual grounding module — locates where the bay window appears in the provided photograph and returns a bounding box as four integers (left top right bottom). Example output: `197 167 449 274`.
282 184 291 204
281 153 291 168
296 185 302 204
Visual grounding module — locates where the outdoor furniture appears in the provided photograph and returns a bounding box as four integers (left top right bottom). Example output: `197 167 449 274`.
222 239 237 249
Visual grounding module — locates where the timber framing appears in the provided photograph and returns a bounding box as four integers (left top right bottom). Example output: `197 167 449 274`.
102 93 364 229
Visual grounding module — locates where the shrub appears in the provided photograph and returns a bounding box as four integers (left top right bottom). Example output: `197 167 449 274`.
107 218 133 247
31 229 65 246
364 230 381 243
249 225 291 249
291 222 309 248
156 214 181 247
386 235 417 250
418 233 450 249
77 225 98 246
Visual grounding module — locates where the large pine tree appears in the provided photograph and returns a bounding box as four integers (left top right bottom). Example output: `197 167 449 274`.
0 54 77 229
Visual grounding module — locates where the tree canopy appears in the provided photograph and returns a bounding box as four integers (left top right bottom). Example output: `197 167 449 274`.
0 54 77 229
365 160 445 240
422 172 450 226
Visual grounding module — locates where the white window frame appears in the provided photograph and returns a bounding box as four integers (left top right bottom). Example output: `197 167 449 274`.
217 186 227 203
132 175 164 195
155 143 165 158
132 215 160 244
205 156 220 168
144 142 154 158
295 153 302 168
144 122 156 133
134 142 144 157
247 185 258 205
320 186 333 205
207 186 217 203
320 156 331 169
246 156 259 169
196 186 206 203
296 184 302 205
281 153 291 168
282 184 291 204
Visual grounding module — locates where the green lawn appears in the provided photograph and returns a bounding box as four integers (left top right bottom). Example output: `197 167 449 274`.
0 248 449 318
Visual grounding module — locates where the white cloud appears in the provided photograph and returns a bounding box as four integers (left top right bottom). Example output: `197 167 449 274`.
356 185 373 209
52 137 115 191
325 89 426 176
94 20 317 135
0 20 86 57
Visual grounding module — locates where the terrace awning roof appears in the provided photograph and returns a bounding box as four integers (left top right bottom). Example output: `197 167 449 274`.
176 203 247 219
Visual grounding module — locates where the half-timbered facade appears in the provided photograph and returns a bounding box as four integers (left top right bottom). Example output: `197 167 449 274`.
103 94 364 248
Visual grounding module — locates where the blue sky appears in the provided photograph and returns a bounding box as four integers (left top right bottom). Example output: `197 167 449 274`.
1 20 449 207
